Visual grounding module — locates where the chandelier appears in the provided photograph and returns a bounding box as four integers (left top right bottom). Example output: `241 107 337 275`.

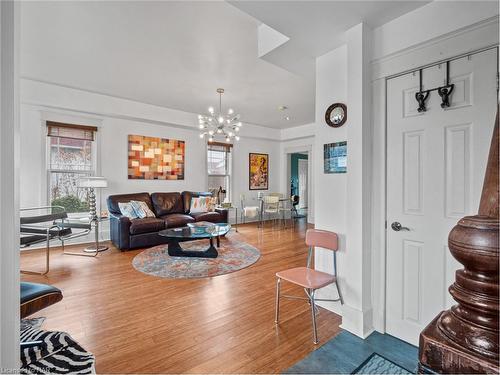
199 88 242 143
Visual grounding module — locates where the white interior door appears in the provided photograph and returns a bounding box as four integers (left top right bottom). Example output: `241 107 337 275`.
298 159 308 208
386 48 498 345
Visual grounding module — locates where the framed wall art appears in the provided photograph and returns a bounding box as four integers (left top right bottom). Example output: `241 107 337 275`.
128 134 185 180
249 153 269 190
324 141 347 173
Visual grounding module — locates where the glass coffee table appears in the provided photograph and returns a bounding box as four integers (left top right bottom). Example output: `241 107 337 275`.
159 223 231 258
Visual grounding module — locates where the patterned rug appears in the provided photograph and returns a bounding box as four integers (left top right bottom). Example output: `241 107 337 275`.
352 353 411 374
132 235 261 278
20 321 95 374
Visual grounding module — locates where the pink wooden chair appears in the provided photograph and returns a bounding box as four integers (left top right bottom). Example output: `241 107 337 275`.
274 229 343 344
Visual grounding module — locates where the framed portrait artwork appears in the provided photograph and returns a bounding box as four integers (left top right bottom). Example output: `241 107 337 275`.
249 153 269 190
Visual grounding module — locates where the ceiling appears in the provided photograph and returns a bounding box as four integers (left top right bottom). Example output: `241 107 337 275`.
21 1 429 129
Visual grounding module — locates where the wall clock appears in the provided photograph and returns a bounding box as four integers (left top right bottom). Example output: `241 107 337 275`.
325 103 347 127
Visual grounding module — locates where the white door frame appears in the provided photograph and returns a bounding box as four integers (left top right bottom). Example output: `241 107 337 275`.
0 0 20 369
283 144 313 223
370 18 499 335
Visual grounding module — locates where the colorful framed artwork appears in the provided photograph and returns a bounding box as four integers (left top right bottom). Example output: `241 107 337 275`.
249 153 269 190
324 141 347 173
128 134 185 180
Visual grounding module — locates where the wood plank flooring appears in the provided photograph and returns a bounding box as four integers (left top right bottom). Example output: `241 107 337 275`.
21 220 342 373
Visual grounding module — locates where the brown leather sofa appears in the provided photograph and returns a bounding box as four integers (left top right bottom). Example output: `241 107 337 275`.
107 191 228 250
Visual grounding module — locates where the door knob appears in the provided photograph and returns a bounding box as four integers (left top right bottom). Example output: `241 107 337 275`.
391 222 410 231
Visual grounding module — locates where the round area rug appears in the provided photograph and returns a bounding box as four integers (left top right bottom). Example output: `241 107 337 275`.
132 235 261 279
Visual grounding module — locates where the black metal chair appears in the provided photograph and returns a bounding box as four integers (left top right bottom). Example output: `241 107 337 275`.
20 206 93 275
291 195 300 218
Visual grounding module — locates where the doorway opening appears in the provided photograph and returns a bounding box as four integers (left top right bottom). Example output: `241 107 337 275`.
289 152 309 219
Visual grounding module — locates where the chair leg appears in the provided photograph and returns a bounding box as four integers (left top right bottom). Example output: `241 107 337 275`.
335 281 344 305
21 239 50 276
275 278 281 324
310 289 318 344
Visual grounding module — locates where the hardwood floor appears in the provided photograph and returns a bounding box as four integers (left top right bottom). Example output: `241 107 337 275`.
21 220 342 373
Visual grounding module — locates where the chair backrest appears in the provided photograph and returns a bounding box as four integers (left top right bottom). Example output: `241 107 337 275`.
305 229 338 251
263 195 280 210
269 192 283 198
20 206 68 225
291 195 299 206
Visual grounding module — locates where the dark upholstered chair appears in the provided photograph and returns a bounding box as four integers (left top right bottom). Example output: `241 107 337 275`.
20 282 63 349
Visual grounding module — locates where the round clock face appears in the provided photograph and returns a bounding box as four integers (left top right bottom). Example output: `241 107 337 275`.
325 103 347 127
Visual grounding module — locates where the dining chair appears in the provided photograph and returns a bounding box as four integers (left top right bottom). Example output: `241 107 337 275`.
274 229 343 344
240 194 260 223
263 195 281 227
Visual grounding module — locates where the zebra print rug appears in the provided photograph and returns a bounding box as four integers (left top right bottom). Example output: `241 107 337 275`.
20 326 95 374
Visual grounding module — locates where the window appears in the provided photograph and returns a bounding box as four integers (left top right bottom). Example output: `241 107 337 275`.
46 121 98 214
207 142 232 202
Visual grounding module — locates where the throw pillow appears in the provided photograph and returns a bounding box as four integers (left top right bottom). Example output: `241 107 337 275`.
118 202 138 219
207 197 217 212
130 200 156 218
190 197 209 214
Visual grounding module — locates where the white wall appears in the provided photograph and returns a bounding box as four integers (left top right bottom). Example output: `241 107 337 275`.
0 0 20 369
20 79 281 242
313 44 348 316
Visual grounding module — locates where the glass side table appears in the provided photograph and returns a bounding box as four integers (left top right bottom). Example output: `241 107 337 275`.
217 206 238 232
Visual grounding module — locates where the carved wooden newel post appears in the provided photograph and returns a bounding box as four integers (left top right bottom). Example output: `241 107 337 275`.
419 110 500 374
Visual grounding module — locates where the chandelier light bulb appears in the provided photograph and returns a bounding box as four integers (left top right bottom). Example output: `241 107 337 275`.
199 124 204 129
209 136 214 142
234 127 239 132
208 130 214 136
198 114 203 120
237 122 242 127
228 108 234 115
217 128 222 133
235 136 240 141
208 106 214 114
228 132 233 137
199 133 205 138
218 116 224 124
226 137 230 142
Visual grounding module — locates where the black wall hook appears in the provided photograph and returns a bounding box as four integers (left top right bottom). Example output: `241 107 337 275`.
414 61 454 112
415 69 429 112
438 61 454 108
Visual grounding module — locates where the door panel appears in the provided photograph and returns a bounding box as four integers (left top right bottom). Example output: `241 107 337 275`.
386 48 498 345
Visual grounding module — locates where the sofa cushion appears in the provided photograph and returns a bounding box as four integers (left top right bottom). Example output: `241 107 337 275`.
151 192 184 216
107 193 154 216
182 191 213 214
191 211 224 223
129 217 165 235
162 213 195 228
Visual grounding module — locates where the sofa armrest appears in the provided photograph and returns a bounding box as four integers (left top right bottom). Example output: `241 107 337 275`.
109 214 131 250
215 208 228 223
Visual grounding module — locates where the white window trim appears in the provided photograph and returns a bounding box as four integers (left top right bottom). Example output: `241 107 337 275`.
45 132 98 218
207 145 232 202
